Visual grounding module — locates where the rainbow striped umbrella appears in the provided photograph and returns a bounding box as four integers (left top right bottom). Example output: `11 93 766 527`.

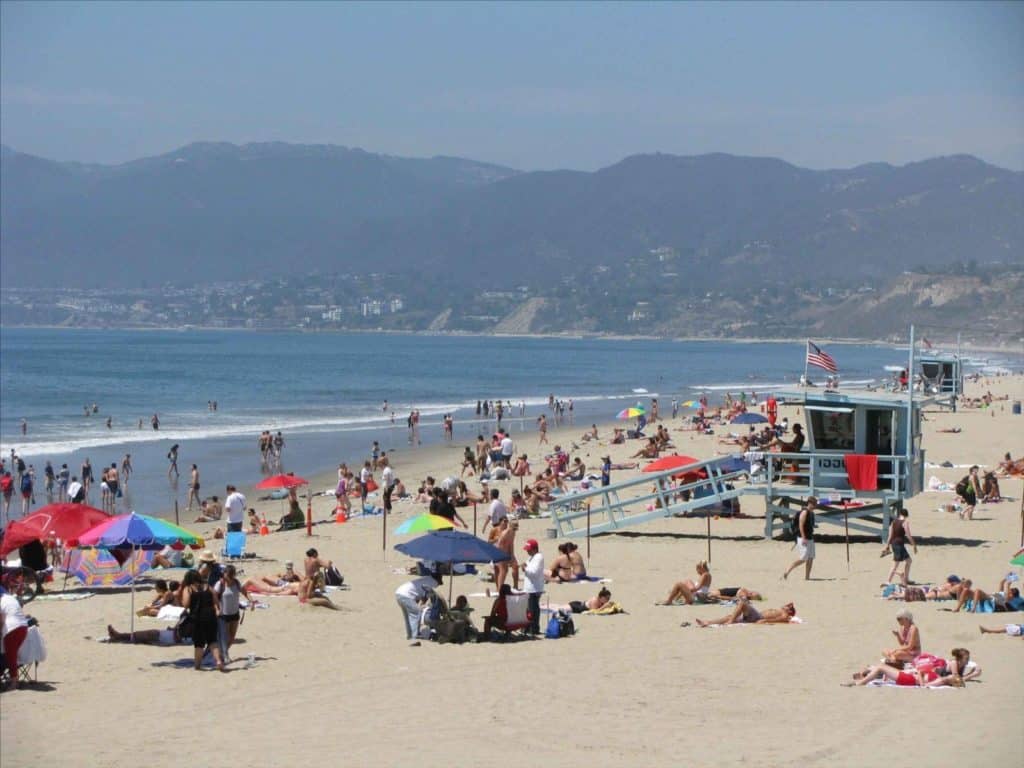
394 513 455 535
73 512 203 637
616 407 646 419
62 548 155 587
73 512 203 550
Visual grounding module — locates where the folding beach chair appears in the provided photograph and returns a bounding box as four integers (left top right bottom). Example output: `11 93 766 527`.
221 531 247 560
1 625 46 687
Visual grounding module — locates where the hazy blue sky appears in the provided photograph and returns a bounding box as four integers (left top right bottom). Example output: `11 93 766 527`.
2 1 1021 170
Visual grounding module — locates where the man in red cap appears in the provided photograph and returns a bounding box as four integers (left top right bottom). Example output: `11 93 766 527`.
521 539 545 635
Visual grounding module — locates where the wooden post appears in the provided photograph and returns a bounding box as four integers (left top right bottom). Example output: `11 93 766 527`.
306 493 312 537
174 499 179 527
706 514 712 563
382 504 387 553
473 502 477 537
586 503 591 562
844 509 851 569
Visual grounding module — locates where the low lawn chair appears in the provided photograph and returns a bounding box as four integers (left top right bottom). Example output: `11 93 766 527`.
221 531 247 559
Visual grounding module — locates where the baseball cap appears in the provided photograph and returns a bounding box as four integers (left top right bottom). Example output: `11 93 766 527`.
947 574 961 584
523 539 539 551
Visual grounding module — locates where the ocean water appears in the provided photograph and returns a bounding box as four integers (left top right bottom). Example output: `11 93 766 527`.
1 328 1017 520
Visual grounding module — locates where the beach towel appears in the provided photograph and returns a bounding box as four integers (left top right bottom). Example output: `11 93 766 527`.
156 605 185 622
583 601 626 615
844 454 878 491
35 592 95 601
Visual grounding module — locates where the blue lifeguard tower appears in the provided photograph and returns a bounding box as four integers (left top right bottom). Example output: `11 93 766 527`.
548 332 930 541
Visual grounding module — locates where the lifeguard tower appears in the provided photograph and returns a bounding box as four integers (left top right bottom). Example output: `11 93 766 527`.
918 353 963 403
548 333 931 542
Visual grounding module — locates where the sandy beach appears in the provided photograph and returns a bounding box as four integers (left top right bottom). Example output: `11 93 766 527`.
3 375 1023 767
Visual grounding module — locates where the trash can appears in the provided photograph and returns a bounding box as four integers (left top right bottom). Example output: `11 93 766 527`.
1013 401 1021 415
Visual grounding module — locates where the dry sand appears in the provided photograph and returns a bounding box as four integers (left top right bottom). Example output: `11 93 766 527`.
3 376 1023 767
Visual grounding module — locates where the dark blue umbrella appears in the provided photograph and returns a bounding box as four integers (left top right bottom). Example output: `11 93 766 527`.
395 530 511 602
394 529 510 564
731 412 769 424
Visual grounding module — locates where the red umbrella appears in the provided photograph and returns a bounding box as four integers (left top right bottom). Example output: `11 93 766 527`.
0 503 110 557
641 454 707 480
254 473 309 490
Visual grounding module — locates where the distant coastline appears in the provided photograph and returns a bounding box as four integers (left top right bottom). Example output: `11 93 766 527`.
3 321 1021 355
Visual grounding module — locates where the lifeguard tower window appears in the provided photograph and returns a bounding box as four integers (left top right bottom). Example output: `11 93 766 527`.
808 409 855 451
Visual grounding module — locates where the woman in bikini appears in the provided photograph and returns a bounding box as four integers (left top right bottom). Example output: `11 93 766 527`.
695 600 796 627
883 609 921 664
546 544 573 582
658 560 712 605
849 648 979 687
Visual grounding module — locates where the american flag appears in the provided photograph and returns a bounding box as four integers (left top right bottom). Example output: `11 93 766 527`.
806 341 838 373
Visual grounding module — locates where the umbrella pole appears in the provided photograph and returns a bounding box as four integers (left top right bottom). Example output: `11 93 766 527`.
706 515 711 564
448 560 453 605
473 503 477 537
174 499 179 527
130 544 137 640
382 505 387 554
306 493 312 537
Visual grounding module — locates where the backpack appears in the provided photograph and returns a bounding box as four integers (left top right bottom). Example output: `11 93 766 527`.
323 564 344 587
788 509 803 539
545 614 562 639
954 476 969 497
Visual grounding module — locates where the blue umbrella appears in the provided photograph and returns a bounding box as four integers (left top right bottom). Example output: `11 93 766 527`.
394 529 510 564
395 530 511 602
712 456 750 474
731 412 769 424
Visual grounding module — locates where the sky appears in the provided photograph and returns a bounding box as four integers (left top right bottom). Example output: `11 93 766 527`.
1 1 1022 171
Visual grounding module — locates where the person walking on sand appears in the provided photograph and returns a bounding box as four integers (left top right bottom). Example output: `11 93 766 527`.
882 508 917 587
187 464 201 511
782 496 817 581
121 454 133 487
537 414 549 445
167 444 179 479
494 519 520 590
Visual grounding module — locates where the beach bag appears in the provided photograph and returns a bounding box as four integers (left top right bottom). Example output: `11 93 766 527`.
545 614 562 639
557 610 575 637
323 564 344 587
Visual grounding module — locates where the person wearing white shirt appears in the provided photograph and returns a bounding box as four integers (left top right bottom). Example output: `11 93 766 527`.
224 485 247 532
482 489 508 538
67 477 85 504
1 588 30 690
381 464 396 513
500 434 514 468
521 539 545 634
395 573 441 644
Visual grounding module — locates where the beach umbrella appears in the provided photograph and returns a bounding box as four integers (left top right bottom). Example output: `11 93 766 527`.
61 548 154 587
731 412 769 424
394 530 510 602
1010 548 1024 567
680 400 698 408
0 502 110 557
394 513 455 535
616 407 646 419
72 512 204 636
642 455 700 473
254 473 308 490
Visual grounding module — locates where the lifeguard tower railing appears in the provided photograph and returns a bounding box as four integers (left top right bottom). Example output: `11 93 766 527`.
749 450 917 539
547 456 748 539
547 450 919 541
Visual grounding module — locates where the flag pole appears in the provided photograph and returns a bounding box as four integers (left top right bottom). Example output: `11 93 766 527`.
803 340 809 385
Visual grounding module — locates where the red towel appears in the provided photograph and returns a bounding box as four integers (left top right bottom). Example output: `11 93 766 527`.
844 454 878 491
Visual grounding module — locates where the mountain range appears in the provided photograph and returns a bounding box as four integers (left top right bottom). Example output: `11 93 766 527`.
1 142 1022 291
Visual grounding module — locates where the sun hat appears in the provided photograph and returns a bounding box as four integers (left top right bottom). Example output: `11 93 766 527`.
198 549 216 563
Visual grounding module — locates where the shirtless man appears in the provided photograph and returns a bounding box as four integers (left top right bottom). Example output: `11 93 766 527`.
695 599 796 627
106 462 120 506
243 561 302 594
186 464 201 511
494 520 520 590
537 414 549 445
